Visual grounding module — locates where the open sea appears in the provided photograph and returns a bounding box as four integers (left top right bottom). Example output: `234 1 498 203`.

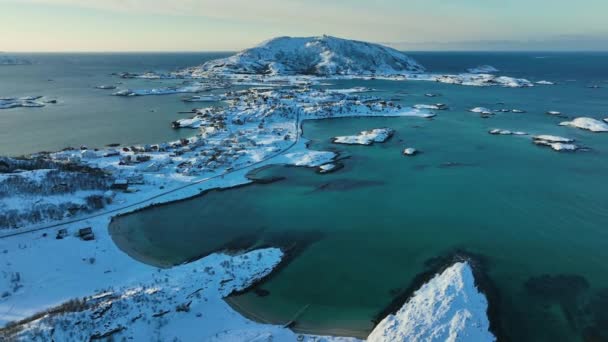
3 52 608 341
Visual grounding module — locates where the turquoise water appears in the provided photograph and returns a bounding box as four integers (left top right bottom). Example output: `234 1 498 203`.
0 53 229 156
3 52 608 341
109 54 608 342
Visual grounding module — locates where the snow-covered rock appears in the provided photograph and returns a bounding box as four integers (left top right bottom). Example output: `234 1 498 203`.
113 84 222 97
534 140 579 151
433 74 532 88
282 150 336 167
318 163 338 173
172 117 206 129
414 104 447 110
469 107 493 115
533 135 578 151
402 148 418 156
533 135 574 143
489 129 527 136
333 128 395 145
95 85 117 90
367 262 495 342
181 35 425 76
183 94 222 102
559 117 608 132
467 65 499 74
0 97 47 109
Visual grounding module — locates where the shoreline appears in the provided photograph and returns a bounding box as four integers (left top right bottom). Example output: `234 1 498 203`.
1 85 495 341
0 89 430 324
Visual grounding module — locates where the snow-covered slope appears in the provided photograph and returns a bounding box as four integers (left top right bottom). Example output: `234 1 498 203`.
368 262 495 342
187 35 424 76
559 117 608 132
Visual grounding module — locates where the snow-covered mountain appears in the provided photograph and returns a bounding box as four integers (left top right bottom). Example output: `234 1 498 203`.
192 35 424 76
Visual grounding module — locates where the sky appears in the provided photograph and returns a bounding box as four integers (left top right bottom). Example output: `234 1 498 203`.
1 0 607 52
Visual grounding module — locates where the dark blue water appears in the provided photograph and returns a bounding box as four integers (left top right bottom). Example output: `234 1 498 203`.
1 52 607 156
0 53 230 156
410 51 608 83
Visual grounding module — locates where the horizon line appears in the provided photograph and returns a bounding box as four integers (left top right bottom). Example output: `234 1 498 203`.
4 49 608 54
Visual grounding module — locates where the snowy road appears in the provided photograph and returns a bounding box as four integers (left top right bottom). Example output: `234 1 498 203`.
0 111 302 239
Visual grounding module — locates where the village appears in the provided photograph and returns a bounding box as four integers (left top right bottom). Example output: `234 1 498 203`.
0 87 434 231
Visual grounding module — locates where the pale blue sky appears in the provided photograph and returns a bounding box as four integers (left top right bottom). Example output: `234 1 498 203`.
1 0 606 51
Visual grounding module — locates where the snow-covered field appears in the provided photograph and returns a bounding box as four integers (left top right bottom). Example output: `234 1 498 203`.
1 221 494 342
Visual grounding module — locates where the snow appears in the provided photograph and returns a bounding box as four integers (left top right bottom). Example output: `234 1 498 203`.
95 85 117 90
1 228 494 342
559 117 608 132
180 35 425 77
546 111 561 116
0 84 439 316
183 94 223 102
114 37 535 90
112 79 229 97
402 148 418 156
466 65 499 74
2 243 295 341
469 107 493 115
281 149 335 167
488 129 527 136
329 87 374 94
2 87 436 231
333 128 395 145
427 74 532 88
0 97 47 109
532 135 574 143
535 80 555 85
318 163 338 173
414 104 447 111
533 135 578 151
489 132 579 152
367 262 495 342
547 142 579 151
0 45 507 338
0 84 494 341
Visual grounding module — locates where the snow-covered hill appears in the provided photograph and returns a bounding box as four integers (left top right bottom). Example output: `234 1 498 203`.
187 35 424 76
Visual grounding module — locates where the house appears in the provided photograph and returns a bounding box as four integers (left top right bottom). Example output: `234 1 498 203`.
56 228 68 240
111 179 128 190
78 227 95 241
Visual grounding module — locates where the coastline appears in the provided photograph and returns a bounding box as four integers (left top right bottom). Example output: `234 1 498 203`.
0 89 437 337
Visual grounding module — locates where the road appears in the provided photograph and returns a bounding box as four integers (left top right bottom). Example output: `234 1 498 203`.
0 112 302 239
